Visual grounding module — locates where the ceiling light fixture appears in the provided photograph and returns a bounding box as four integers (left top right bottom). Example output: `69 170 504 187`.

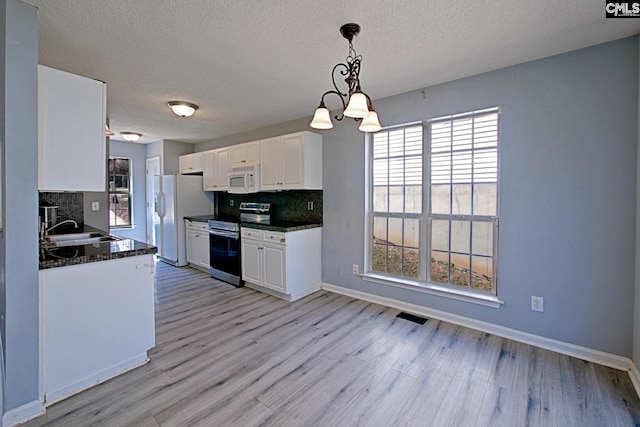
120 132 142 143
105 124 115 136
310 23 381 133
167 101 198 118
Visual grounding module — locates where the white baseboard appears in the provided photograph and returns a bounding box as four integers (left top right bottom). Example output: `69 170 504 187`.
2 399 45 427
629 363 640 398
44 353 149 405
321 282 635 373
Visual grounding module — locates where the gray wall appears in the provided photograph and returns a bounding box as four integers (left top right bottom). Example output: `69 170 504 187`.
198 37 639 357
109 140 147 241
145 139 193 175
1 0 39 412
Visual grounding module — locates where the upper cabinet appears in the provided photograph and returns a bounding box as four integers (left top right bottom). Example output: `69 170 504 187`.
38 65 107 192
230 140 260 168
203 147 230 191
260 131 322 191
179 152 203 175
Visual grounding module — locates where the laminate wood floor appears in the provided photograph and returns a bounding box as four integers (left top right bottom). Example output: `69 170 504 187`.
23 262 640 426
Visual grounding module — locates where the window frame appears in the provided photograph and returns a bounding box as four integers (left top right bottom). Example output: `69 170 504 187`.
363 109 503 308
108 157 133 229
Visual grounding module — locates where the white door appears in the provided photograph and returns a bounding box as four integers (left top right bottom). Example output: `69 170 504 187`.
241 239 262 284
263 243 286 292
214 148 230 189
282 133 304 188
260 136 282 190
146 157 161 245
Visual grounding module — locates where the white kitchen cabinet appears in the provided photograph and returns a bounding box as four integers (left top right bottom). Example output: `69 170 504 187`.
185 219 210 271
203 147 230 191
230 140 260 168
260 131 322 191
179 152 203 174
38 65 107 192
39 255 155 404
240 227 321 301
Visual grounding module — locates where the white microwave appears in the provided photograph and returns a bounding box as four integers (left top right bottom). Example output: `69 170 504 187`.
228 165 260 194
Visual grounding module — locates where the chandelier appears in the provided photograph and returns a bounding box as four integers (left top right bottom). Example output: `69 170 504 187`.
310 23 381 133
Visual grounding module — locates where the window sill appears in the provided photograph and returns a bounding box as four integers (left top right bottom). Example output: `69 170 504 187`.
110 225 135 231
360 273 504 309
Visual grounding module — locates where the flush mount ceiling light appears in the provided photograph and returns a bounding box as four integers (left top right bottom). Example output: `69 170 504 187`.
167 101 198 118
310 23 381 133
120 132 142 143
105 124 115 136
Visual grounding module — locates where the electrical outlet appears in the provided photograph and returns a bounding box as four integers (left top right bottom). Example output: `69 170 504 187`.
307 201 314 210
91 201 100 211
230 200 234 206
352 264 359 274
531 296 544 312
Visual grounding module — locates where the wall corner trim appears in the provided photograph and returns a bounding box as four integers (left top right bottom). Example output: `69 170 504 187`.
629 362 640 399
2 399 45 427
321 282 637 376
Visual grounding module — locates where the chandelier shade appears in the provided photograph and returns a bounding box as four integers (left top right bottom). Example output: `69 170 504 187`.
310 23 381 133
310 104 334 129
358 110 382 132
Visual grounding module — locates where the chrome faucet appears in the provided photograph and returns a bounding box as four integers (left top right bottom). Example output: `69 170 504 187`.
41 219 79 239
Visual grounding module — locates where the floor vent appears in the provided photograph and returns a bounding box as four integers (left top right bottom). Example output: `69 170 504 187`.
396 312 428 324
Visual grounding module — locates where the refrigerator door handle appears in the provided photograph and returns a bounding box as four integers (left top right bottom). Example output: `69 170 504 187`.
156 192 165 218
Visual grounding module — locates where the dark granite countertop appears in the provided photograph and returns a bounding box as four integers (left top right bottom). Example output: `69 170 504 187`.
184 214 322 232
39 225 157 270
184 215 217 223
240 221 322 232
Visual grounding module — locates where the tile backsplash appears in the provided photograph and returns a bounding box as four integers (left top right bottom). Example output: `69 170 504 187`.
218 190 322 223
39 192 84 224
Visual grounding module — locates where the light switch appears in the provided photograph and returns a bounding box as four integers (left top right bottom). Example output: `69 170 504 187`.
91 201 100 211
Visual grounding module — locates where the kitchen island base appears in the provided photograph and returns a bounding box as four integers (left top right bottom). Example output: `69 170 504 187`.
39 254 155 404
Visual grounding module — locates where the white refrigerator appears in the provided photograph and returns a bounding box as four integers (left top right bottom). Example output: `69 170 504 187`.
153 174 213 266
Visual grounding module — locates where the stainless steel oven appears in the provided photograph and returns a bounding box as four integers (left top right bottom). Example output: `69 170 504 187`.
208 219 242 287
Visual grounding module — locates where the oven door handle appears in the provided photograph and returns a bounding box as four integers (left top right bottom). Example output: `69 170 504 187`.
208 230 240 239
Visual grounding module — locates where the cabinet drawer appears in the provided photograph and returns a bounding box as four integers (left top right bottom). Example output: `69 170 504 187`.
263 231 285 244
241 228 262 239
185 220 208 232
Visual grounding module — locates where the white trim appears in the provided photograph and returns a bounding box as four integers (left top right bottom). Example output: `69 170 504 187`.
360 273 504 308
321 281 634 372
629 362 640 398
2 399 45 427
44 353 149 405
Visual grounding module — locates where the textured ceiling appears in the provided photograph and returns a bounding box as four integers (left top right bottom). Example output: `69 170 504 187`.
22 0 640 144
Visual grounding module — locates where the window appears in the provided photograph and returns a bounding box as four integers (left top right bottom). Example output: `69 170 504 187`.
108 157 132 228
367 108 499 296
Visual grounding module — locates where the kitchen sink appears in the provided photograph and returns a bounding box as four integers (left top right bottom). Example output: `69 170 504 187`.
47 232 104 242
42 232 124 248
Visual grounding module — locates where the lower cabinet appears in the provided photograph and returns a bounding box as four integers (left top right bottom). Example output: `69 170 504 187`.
39 255 155 404
241 227 321 301
185 220 210 271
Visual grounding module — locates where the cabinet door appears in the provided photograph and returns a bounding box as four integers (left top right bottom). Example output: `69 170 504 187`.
241 239 262 284
38 65 106 192
262 243 286 292
243 141 260 166
185 229 198 265
202 150 216 190
179 153 203 174
260 136 282 190
214 147 230 190
282 133 304 188
230 141 260 168
196 231 210 267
